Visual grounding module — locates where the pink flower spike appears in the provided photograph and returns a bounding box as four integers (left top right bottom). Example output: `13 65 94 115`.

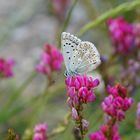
102 84 133 121
36 43 63 76
107 17 135 55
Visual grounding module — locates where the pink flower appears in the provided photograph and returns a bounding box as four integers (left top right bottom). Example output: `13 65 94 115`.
33 123 48 140
36 44 63 76
0 58 15 78
89 124 121 140
51 0 71 20
107 17 134 55
102 84 133 121
89 131 106 140
107 84 127 98
66 75 99 107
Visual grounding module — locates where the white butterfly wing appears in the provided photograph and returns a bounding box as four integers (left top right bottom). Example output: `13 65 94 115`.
61 32 81 73
70 41 101 74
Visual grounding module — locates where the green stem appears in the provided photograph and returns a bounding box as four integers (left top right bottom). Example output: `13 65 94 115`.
58 0 79 47
78 0 140 36
61 0 79 32
107 117 116 140
74 104 84 140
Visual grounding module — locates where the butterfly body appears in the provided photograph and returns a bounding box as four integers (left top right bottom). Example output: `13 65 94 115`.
61 32 101 77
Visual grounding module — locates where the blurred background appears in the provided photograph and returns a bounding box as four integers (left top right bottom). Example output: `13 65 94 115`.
0 0 140 140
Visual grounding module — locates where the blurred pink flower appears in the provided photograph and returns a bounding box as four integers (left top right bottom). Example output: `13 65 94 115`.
36 44 63 76
133 24 140 48
102 84 133 121
33 123 48 140
0 58 15 78
89 130 106 140
89 124 121 140
107 17 135 55
51 0 71 20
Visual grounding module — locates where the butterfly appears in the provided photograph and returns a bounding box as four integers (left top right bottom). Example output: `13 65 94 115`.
61 32 101 76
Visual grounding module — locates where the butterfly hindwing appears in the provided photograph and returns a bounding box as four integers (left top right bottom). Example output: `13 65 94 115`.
61 32 81 73
70 41 101 74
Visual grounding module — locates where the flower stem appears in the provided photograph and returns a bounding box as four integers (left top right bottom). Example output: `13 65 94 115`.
58 0 79 47
76 104 84 140
107 117 116 140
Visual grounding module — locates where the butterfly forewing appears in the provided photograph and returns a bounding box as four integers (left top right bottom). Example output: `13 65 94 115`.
61 32 81 73
70 41 101 74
